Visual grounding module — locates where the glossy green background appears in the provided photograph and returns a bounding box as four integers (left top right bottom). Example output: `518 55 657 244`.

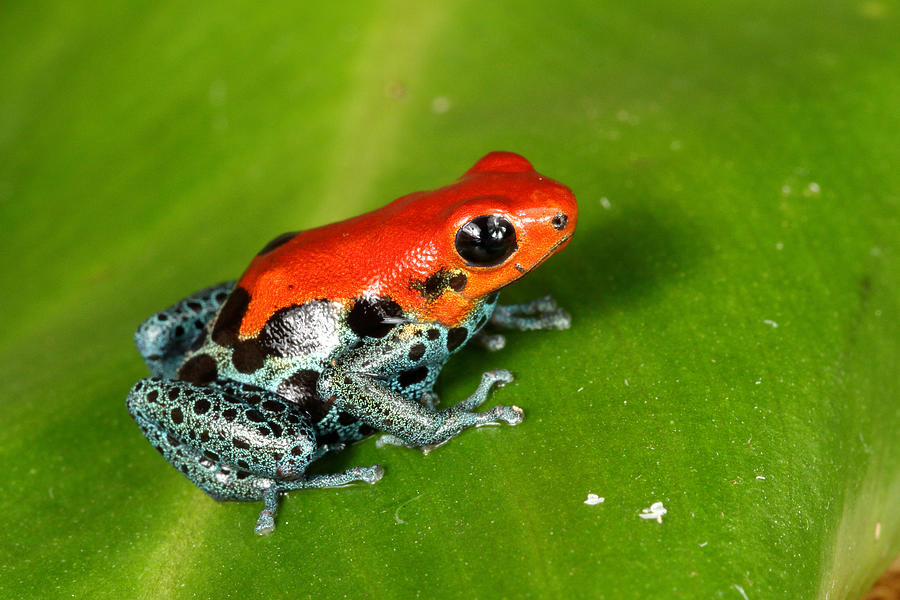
1 1 897 598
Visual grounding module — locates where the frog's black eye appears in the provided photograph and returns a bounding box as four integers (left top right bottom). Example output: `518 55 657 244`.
455 215 517 266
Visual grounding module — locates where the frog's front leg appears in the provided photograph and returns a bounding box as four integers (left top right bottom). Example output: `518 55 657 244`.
126 377 382 534
319 349 522 448
134 282 235 378
490 295 571 331
374 370 515 452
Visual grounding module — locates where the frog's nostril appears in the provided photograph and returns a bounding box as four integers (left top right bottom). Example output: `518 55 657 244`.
551 213 568 231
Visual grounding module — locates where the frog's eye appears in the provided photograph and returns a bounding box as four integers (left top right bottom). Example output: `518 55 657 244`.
455 215 517 266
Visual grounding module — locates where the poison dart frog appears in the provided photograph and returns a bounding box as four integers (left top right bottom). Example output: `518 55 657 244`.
126 151 577 534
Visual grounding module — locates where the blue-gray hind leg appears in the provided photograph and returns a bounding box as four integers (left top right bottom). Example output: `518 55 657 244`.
125 377 383 534
134 282 235 378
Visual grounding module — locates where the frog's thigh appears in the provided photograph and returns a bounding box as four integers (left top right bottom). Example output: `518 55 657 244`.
126 377 318 502
134 281 235 378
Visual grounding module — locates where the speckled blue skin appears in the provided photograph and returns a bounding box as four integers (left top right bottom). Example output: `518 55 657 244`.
134 282 234 379
127 283 570 534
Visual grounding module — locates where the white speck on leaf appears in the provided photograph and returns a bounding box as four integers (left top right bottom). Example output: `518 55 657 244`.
805 181 821 195
699 541 708 547
775 242 783 250
756 475 766 480
733 583 749 599
600 196 611 210
639 501 667 523
584 494 604 505
875 522 881 540
763 320 778 328
576 386 584 392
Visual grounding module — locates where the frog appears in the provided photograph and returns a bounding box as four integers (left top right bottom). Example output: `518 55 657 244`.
126 151 577 534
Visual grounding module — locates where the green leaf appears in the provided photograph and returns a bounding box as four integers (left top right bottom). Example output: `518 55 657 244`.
1 1 897 598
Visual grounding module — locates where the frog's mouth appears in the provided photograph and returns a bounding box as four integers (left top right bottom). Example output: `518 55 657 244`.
512 233 572 276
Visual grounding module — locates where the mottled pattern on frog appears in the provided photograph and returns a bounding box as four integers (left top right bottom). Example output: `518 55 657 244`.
128 283 508 526
129 281 562 534
127 377 318 501
134 282 234 379
313 294 502 444
126 374 383 535
168 285 500 446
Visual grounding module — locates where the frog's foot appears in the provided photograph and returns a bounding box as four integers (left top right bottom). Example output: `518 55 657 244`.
255 488 279 535
431 369 522 438
474 332 506 351
254 465 383 535
490 295 571 331
134 281 235 378
429 403 524 448
374 370 520 450
280 465 385 490
320 346 521 448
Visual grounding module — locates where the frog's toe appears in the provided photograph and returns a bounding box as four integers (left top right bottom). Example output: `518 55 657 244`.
254 487 280 535
548 308 572 330
361 464 384 484
452 369 516 413
488 369 514 386
255 509 276 535
497 405 524 426
534 295 559 312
